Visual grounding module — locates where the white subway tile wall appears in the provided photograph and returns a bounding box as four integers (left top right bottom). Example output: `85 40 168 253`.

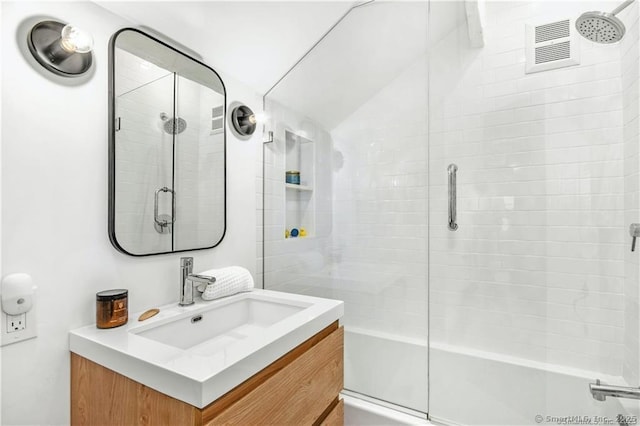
429 1 631 375
621 1 640 385
261 99 333 294
330 55 429 341
261 53 429 411
258 0 639 411
262 59 429 335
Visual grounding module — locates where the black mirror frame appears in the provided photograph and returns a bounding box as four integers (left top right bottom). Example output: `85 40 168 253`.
108 28 227 256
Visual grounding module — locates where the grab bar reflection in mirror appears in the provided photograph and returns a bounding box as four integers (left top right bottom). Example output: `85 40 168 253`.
154 186 176 234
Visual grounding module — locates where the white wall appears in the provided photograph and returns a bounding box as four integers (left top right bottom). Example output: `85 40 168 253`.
429 0 626 375
1 2 260 424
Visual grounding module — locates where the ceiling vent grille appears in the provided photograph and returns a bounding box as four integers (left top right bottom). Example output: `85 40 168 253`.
526 19 580 74
535 40 571 64
535 20 571 43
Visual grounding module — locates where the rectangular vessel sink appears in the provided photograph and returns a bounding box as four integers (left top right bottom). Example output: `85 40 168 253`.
132 297 308 354
69 290 343 408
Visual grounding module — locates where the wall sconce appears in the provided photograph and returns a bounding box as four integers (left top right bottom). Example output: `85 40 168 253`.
231 105 257 136
27 20 94 77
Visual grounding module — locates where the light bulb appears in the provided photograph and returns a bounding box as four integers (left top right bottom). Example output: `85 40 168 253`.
248 114 257 125
254 112 268 124
60 24 94 54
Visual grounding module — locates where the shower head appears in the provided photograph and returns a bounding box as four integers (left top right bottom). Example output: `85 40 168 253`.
164 118 187 135
160 113 187 135
575 11 625 43
575 0 635 43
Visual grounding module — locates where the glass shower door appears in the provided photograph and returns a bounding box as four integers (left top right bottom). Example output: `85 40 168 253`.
173 75 225 251
114 65 174 254
428 1 640 424
262 1 429 414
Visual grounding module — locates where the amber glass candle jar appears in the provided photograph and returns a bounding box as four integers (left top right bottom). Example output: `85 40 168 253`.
96 289 128 329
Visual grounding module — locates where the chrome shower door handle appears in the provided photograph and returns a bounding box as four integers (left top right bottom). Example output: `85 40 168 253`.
448 164 458 231
154 187 176 227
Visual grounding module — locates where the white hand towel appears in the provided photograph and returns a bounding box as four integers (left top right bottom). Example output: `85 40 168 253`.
195 266 254 301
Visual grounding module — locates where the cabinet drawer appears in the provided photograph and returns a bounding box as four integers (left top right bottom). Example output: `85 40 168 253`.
204 326 344 425
320 399 344 426
72 323 344 426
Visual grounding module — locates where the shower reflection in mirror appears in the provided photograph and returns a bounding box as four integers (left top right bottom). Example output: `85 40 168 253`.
109 29 226 256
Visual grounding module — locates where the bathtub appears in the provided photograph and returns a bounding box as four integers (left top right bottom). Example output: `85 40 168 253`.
343 393 431 426
430 342 640 425
343 327 640 425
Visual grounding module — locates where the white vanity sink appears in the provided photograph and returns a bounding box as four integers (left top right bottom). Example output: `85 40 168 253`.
69 290 343 408
133 296 308 353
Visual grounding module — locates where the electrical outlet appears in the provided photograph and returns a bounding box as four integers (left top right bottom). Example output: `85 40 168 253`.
1 310 36 346
7 313 26 333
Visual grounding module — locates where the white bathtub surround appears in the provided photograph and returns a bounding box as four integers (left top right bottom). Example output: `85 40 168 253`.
430 343 640 426
342 393 431 426
345 327 428 413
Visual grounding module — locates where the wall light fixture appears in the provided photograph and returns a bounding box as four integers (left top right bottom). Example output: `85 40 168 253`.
231 105 257 136
27 20 94 77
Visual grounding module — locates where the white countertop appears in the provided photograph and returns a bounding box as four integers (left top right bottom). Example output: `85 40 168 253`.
69 289 343 408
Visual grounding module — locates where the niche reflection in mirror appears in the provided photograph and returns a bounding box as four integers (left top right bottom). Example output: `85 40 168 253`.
109 28 226 256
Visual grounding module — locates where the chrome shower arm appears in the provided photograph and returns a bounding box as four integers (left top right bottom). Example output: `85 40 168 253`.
612 0 635 15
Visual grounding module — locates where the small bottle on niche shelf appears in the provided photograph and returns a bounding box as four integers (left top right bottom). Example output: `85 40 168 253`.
285 171 300 185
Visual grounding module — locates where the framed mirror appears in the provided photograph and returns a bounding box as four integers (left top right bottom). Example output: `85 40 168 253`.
108 28 226 256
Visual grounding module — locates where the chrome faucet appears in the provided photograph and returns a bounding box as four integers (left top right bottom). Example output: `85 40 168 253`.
179 257 216 306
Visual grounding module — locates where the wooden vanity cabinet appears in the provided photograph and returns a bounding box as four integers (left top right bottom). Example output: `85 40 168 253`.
71 322 344 426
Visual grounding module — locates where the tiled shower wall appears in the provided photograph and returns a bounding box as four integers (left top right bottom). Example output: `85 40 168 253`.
259 100 333 292
258 0 639 386
329 55 429 340
621 0 640 385
429 1 627 375
260 51 429 411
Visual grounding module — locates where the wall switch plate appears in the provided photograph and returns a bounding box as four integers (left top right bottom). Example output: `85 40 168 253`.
1 310 36 346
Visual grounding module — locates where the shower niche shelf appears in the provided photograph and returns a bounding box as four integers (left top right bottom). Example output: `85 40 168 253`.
284 130 315 239
285 183 313 191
